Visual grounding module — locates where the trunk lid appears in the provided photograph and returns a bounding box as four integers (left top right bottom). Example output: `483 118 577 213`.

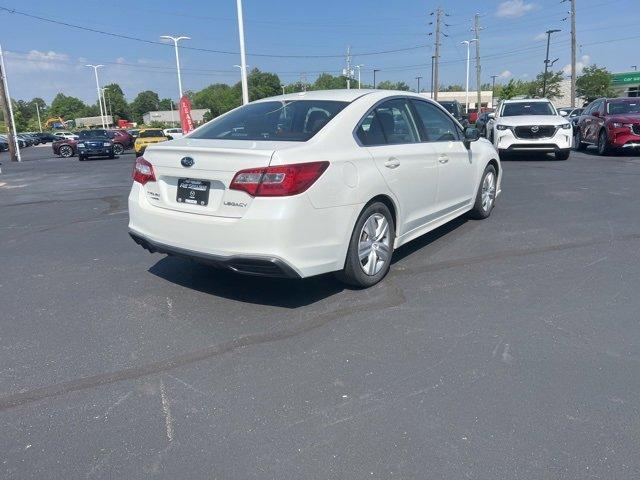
141 139 297 218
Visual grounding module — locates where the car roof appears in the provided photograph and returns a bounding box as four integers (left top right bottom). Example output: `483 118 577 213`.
252 89 379 104
502 98 552 103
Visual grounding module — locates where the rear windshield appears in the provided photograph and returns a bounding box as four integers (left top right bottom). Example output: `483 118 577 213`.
439 102 458 115
608 101 640 114
140 130 164 138
502 102 555 116
79 130 107 139
190 100 349 142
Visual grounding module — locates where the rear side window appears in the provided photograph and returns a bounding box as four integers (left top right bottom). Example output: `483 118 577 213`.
411 100 461 142
140 130 164 138
190 100 348 142
356 98 419 146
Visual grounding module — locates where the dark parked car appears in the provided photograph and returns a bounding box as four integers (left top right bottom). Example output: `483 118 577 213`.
52 137 78 158
33 132 60 144
77 130 115 161
575 97 640 155
106 130 134 155
475 110 495 137
437 100 469 126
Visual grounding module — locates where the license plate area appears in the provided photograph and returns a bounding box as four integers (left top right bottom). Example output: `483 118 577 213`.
177 178 210 206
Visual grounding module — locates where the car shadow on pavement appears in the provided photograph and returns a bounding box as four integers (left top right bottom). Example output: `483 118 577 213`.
500 152 564 161
148 256 345 308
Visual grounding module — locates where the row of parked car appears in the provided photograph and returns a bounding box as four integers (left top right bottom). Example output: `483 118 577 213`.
51 128 183 160
0 132 63 151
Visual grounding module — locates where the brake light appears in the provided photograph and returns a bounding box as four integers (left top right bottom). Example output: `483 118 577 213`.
132 157 156 185
230 161 329 197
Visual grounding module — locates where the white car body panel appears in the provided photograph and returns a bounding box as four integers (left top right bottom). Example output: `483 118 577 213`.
128 89 501 278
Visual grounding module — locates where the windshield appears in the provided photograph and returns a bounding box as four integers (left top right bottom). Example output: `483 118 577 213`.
79 130 108 139
190 100 348 142
502 101 556 116
608 101 640 115
140 130 165 138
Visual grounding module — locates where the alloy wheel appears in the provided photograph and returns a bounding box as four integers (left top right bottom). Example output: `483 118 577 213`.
113 144 124 155
481 171 496 212
358 213 392 276
60 146 73 158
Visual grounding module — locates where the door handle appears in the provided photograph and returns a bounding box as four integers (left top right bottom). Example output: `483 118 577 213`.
385 158 400 169
438 155 449 164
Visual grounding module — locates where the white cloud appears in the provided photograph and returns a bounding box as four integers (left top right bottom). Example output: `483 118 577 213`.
563 54 590 75
5 50 70 73
522 73 529 78
499 70 513 79
496 0 537 18
533 32 547 41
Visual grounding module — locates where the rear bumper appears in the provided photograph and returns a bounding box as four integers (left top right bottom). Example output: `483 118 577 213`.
129 230 301 278
128 183 360 278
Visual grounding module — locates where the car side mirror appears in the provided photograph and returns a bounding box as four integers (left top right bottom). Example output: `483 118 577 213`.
463 127 480 148
488 113 495 119
560 111 568 116
592 111 600 118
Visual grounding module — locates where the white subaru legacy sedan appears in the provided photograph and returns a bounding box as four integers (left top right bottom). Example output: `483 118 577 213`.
128 89 501 287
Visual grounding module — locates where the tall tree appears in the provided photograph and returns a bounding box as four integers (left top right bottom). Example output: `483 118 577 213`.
103 83 130 121
193 84 240 119
312 73 348 90
527 71 564 99
130 90 160 123
48 93 87 121
576 65 616 102
376 80 411 91
246 68 282 101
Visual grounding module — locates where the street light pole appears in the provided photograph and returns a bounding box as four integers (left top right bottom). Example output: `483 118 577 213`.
0 43 21 162
462 39 478 114
542 29 561 97
236 0 250 104
373 69 380 89
491 74 499 105
415 76 422 93
34 101 42 133
86 64 105 128
355 65 364 89
160 35 190 100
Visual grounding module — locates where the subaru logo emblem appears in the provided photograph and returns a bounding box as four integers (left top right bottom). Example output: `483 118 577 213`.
531 125 539 133
181 157 195 167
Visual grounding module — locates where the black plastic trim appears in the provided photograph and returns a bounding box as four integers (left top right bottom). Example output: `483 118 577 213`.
129 230 301 279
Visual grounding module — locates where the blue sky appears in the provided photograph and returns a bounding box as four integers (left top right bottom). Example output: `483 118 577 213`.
2 0 638 104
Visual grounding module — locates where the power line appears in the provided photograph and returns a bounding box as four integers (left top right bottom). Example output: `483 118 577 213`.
0 6 431 59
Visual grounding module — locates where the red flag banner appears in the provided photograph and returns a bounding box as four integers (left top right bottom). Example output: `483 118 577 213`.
179 96 194 134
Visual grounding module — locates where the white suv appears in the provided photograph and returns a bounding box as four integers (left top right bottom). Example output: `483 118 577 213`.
487 99 573 160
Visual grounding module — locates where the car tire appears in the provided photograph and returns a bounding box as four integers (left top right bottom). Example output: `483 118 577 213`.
469 164 497 220
59 145 74 158
574 130 586 151
335 202 395 288
113 143 124 156
597 129 611 156
555 149 570 161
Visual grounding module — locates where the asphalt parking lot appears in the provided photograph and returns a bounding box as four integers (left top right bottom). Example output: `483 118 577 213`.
1 145 640 479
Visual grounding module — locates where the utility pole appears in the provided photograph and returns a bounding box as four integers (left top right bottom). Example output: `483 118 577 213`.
430 55 435 98
415 76 422 93
0 44 19 161
433 7 443 101
373 69 380 89
570 0 576 107
344 46 353 90
300 72 307 92
474 13 483 111
542 29 561 97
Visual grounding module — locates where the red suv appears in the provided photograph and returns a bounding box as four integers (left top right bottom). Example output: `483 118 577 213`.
575 97 640 155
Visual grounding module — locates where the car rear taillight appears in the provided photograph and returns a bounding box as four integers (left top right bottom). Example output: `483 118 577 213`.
230 161 329 197
132 157 156 185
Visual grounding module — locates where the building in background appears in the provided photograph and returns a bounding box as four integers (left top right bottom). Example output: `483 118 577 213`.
419 91 494 109
75 115 114 128
612 71 640 97
143 109 208 125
